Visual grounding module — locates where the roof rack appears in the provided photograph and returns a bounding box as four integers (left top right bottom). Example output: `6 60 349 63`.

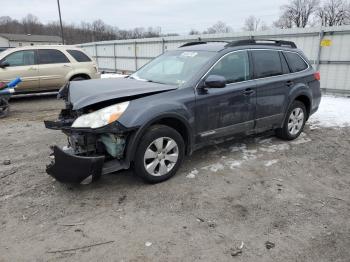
180 41 230 47
225 39 297 48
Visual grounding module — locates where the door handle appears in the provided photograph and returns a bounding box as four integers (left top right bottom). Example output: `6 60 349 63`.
27 67 37 71
63 64 72 68
286 80 294 87
242 88 255 96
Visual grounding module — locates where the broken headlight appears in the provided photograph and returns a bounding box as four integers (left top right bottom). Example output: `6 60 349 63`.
71 101 129 129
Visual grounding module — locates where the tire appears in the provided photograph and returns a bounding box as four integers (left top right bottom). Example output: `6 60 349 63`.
70 76 87 81
276 100 307 140
134 125 185 183
0 98 9 118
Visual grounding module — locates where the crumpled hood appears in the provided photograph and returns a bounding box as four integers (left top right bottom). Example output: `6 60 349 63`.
68 78 177 110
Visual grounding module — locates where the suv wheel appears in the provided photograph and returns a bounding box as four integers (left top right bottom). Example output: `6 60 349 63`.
70 76 87 81
134 125 185 183
276 101 306 140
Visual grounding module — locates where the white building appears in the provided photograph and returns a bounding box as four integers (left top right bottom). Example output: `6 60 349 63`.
0 33 62 51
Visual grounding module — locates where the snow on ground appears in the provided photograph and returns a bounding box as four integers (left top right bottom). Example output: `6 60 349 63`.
101 73 127 79
309 95 350 128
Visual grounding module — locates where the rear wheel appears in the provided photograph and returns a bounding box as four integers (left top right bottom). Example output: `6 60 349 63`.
70 76 88 81
134 125 185 183
276 101 306 140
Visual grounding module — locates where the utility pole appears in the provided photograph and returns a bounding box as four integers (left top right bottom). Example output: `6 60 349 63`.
57 0 65 44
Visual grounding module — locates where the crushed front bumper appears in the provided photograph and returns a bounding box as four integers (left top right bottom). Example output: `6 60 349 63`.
47 146 105 184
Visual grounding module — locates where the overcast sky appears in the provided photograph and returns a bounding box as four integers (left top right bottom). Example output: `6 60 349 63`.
2 0 289 34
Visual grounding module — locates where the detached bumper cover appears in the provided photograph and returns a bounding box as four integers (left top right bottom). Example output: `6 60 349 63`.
47 146 105 183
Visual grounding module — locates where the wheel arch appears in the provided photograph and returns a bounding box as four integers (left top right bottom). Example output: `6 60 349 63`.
125 113 194 164
69 73 91 81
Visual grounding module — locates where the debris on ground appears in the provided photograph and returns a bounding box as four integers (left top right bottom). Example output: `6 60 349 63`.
265 241 275 249
118 195 127 204
145 241 152 247
47 240 115 253
186 169 198 178
230 241 244 257
2 160 11 165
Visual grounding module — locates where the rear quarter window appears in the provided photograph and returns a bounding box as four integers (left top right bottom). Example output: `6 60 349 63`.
283 52 308 72
251 50 283 78
67 50 92 62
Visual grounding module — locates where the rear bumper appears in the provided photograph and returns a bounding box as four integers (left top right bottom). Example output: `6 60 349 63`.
47 146 105 183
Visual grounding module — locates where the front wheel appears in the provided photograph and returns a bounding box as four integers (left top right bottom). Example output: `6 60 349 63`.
276 101 307 140
134 125 185 183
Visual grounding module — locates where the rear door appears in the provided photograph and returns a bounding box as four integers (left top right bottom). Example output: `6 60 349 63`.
251 49 291 131
37 49 72 90
0 50 39 92
195 50 256 142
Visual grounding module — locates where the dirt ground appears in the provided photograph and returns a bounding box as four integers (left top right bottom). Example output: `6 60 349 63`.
0 96 349 262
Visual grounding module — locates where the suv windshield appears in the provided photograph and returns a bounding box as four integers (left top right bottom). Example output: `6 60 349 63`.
131 50 216 86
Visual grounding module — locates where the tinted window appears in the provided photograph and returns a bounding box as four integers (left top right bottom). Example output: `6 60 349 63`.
38 49 69 64
284 52 308 72
209 51 250 84
3 50 35 67
252 50 283 78
67 49 92 62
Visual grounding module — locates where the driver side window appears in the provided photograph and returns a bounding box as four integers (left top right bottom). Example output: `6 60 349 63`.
3 50 35 67
209 51 250 84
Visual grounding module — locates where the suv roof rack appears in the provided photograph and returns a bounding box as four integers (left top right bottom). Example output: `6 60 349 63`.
180 41 229 47
225 39 297 48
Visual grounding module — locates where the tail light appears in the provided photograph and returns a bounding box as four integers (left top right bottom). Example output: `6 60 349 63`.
314 71 320 81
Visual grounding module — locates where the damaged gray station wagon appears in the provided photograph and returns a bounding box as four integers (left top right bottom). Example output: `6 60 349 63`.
45 39 321 184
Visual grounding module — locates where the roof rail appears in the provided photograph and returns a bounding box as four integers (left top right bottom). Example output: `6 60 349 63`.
225 39 297 48
180 41 230 47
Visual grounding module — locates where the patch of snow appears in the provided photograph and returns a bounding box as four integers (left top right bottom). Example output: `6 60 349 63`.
101 73 127 79
186 169 199 178
202 162 225 172
291 137 312 145
230 143 247 152
309 96 350 128
260 143 290 153
145 241 152 247
264 159 279 167
228 160 242 169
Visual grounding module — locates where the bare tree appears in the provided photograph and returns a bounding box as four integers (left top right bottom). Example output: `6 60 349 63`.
243 16 261 31
273 10 294 28
275 0 320 28
189 29 200 35
205 21 233 34
317 0 350 26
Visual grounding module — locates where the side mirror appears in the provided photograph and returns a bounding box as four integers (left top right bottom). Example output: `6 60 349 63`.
204 75 226 88
0 61 9 69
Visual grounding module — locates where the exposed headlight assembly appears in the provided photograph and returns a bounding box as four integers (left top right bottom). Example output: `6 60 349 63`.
71 101 129 129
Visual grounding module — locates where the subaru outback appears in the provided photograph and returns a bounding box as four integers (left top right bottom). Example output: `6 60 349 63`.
44 39 321 184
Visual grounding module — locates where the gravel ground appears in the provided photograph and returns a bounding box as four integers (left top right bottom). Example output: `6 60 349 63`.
0 96 349 262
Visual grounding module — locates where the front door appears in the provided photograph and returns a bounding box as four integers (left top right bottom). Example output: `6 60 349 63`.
37 49 72 90
0 50 39 92
195 50 256 143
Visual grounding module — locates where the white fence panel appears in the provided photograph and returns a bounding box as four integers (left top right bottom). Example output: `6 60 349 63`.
78 25 350 94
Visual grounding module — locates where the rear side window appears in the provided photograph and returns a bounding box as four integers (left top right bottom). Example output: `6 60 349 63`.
284 52 308 72
67 49 92 62
252 50 283 78
38 49 69 64
208 51 250 84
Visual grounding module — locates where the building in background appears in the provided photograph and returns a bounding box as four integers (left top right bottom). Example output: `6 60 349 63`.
0 33 62 51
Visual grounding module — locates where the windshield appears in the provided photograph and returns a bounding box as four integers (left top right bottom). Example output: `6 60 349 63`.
130 50 216 86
